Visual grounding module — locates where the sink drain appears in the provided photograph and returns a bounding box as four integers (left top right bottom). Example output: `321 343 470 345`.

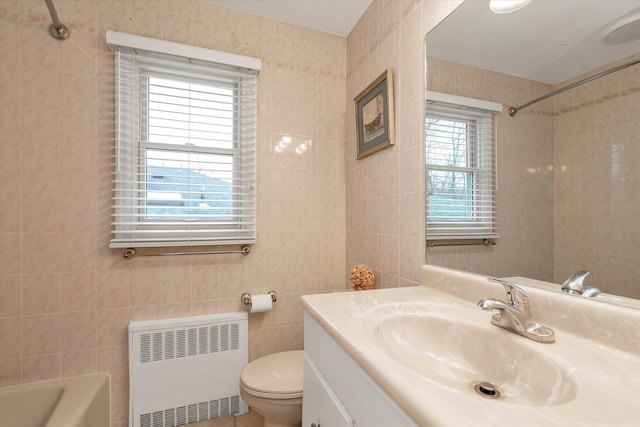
472 381 501 399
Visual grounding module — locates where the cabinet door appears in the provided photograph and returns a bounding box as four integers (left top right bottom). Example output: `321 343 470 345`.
303 354 353 427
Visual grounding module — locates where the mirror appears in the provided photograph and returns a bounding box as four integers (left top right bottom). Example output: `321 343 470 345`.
425 0 640 301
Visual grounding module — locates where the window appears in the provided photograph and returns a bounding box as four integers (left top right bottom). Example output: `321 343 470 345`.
107 32 260 248
425 92 500 241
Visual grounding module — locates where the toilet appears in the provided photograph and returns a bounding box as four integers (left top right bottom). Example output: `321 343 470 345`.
239 350 304 427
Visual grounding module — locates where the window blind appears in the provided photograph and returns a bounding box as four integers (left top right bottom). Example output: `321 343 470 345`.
426 96 499 240
108 33 259 248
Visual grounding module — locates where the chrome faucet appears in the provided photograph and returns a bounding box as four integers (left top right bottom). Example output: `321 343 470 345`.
478 278 555 343
561 270 601 297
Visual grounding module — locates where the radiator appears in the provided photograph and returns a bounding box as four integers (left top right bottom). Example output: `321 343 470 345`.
128 312 249 427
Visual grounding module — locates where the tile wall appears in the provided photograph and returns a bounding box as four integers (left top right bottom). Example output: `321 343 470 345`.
345 0 554 285
0 0 346 425
553 53 640 299
420 46 640 298
345 0 462 287
424 57 556 280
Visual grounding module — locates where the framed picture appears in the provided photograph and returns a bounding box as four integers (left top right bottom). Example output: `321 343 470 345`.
354 69 395 159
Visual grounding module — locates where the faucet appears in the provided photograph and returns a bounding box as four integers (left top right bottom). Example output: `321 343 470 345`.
478 278 555 343
561 270 601 297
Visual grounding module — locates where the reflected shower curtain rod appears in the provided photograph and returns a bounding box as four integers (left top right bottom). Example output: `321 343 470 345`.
44 0 69 40
508 57 640 116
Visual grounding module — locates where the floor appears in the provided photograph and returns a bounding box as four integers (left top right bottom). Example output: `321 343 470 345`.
191 410 264 427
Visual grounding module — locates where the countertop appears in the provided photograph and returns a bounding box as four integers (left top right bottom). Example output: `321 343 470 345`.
302 265 640 427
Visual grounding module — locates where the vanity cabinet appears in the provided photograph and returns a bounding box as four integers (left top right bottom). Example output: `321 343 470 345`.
303 354 353 427
303 312 417 427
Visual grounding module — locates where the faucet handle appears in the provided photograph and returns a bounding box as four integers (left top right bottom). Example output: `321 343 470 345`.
488 278 530 313
561 270 589 294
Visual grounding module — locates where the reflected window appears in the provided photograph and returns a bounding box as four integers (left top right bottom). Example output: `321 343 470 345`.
426 95 499 240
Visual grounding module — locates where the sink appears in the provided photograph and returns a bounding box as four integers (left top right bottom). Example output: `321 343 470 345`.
303 267 640 426
373 312 577 406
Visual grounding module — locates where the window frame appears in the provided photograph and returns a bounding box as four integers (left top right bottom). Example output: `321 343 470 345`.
138 71 240 227
425 93 500 241
107 31 260 248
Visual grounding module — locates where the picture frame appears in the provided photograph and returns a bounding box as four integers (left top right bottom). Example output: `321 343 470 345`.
354 69 395 159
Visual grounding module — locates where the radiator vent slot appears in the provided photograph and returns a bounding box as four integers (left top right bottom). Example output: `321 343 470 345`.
129 313 248 427
138 397 241 427
139 324 241 364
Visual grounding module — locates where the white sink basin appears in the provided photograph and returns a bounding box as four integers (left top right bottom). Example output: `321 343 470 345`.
302 267 640 427
373 312 577 406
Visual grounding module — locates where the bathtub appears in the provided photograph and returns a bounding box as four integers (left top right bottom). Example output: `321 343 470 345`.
0 373 110 427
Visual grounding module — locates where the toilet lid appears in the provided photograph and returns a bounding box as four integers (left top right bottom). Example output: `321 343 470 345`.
240 350 303 397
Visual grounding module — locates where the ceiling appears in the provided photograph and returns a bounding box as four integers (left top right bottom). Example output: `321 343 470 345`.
201 0 640 84
202 0 373 37
426 0 640 84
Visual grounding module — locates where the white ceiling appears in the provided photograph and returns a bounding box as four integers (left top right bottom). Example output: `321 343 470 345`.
202 0 373 37
201 0 640 84
426 0 640 84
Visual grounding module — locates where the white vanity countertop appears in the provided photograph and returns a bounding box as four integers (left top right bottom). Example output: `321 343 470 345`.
302 265 640 427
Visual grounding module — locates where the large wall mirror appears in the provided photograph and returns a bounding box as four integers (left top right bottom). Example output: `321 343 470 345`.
425 0 640 300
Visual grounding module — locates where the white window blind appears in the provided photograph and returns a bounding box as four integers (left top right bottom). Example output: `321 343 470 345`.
107 32 260 248
426 93 500 240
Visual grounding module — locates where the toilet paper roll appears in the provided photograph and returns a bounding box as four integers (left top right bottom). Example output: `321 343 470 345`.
250 294 273 313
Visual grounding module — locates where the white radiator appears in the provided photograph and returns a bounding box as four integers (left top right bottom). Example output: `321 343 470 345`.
128 312 249 427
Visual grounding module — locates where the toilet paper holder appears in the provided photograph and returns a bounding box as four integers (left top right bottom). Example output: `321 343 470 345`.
241 291 277 306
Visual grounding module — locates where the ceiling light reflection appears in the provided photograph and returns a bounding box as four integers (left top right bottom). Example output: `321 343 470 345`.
274 134 313 155
489 0 531 14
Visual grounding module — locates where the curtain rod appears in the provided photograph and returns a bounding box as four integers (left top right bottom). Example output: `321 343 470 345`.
44 0 69 40
508 57 640 117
